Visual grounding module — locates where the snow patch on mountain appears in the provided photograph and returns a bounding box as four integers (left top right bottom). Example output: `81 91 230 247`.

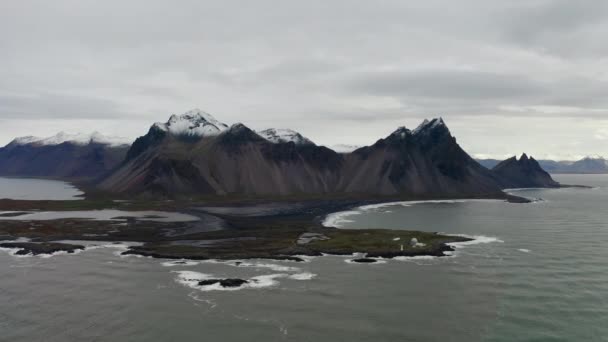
330 144 361 153
9 132 131 147
390 126 412 139
11 136 42 145
153 109 228 138
257 128 314 145
412 117 448 135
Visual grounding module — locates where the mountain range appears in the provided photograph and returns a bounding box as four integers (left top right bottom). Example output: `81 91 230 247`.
0 132 130 181
0 109 563 198
98 109 551 198
478 156 608 174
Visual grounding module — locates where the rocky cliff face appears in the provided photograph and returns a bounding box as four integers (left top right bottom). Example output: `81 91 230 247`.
337 119 501 196
100 122 344 196
99 112 504 198
491 154 560 188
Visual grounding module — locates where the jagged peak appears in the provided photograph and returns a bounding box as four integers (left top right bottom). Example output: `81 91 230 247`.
153 108 229 138
519 153 529 161
412 117 449 136
257 128 315 145
227 123 249 132
389 126 412 139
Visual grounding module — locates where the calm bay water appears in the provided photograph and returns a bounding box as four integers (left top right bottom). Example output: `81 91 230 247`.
1 174 608 341
0 177 83 200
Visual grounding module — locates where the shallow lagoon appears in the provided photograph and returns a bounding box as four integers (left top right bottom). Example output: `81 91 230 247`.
0 177 83 200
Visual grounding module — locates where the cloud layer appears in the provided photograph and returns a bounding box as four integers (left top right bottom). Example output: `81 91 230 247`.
1 0 607 159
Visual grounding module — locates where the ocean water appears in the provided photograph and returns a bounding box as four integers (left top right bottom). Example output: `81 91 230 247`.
1 174 607 341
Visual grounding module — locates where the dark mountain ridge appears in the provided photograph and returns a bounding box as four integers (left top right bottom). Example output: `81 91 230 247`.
491 154 560 188
478 156 608 174
99 114 504 198
0 133 130 182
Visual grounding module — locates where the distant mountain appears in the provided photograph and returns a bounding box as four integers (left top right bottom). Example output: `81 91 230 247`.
491 154 560 188
478 156 608 174
257 128 314 145
329 144 361 153
99 111 503 198
0 132 131 182
6 131 131 148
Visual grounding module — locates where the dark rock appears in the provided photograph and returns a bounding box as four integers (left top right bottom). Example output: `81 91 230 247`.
198 278 248 288
99 117 504 198
0 242 85 256
0 141 128 182
351 258 378 263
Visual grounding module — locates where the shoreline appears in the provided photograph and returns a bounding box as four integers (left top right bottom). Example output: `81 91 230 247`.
0 186 556 262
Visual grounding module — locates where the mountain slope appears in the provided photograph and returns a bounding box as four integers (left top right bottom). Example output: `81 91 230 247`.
492 154 560 188
100 122 343 196
337 119 501 196
100 113 504 198
0 132 130 182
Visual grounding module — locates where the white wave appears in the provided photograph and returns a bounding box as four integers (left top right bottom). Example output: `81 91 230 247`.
322 210 361 227
246 274 286 289
358 199 500 211
161 260 200 267
0 246 30 257
503 187 545 192
187 292 217 308
288 272 316 280
234 261 300 272
173 269 315 292
39 249 84 258
446 234 504 247
323 199 503 227
0 240 85 259
518 248 531 253
393 255 438 261
288 255 315 263
174 271 213 289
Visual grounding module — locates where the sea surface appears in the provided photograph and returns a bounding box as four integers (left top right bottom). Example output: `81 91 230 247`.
1 174 607 341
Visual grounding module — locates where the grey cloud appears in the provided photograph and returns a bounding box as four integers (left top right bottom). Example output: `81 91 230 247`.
0 93 124 119
346 69 544 101
0 1 608 157
499 0 608 57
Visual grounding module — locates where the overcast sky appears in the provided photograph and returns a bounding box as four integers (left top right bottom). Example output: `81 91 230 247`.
1 0 607 159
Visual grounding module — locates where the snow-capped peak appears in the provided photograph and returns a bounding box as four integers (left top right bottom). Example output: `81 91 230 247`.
257 128 315 145
11 136 42 145
389 126 412 139
8 131 131 147
153 108 229 138
412 117 448 135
